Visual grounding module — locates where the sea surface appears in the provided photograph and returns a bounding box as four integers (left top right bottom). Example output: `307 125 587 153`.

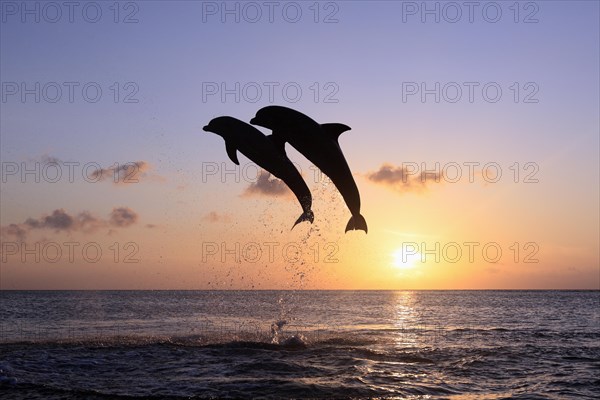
0 290 598 399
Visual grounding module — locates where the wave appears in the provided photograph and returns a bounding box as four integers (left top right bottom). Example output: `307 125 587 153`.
0 330 359 350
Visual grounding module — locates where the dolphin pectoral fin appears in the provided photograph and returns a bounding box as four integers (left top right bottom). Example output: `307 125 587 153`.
225 141 240 165
321 123 352 142
291 210 314 230
267 134 287 156
345 214 368 234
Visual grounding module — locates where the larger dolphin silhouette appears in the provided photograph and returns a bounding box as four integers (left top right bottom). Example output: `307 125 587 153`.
203 116 314 228
250 106 367 233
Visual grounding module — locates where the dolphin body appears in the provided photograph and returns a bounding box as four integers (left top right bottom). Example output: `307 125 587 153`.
250 106 367 233
203 116 314 228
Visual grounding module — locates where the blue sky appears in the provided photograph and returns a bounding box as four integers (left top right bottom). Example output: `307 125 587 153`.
2 1 598 165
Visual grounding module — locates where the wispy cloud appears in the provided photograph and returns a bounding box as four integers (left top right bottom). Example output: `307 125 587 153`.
0 224 27 241
242 171 290 198
366 163 444 193
1 207 140 241
109 207 139 227
90 161 165 185
202 211 232 223
23 156 165 185
24 209 104 233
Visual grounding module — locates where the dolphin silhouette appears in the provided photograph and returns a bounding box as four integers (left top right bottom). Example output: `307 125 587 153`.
250 106 367 233
203 116 314 228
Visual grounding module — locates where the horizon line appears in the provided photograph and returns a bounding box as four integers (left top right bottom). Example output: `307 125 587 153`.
1 289 598 292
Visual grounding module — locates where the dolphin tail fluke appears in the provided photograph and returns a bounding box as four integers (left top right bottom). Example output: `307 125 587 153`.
291 210 315 230
345 214 368 234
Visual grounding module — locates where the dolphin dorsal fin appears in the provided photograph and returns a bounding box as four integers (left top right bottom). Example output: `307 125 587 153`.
225 141 240 165
321 123 351 143
267 134 287 156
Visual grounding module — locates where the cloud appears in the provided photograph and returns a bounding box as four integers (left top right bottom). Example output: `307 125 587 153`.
77 211 103 232
366 163 444 193
90 161 165 185
109 207 139 227
1 207 139 241
24 209 104 232
23 156 165 185
39 155 62 164
242 172 290 198
202 211 231 223
0 224 27 241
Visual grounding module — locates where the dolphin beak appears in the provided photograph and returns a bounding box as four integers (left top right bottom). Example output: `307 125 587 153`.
202 125 210 132
249 117 258 125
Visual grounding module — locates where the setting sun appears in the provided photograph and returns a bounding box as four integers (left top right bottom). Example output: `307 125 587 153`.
392 248 422 269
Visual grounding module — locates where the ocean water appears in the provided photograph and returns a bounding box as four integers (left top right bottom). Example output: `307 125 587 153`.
0 290 598 399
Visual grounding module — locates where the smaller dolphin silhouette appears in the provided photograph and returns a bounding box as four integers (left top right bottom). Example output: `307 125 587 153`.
203 116 314 228
250 106 367 233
